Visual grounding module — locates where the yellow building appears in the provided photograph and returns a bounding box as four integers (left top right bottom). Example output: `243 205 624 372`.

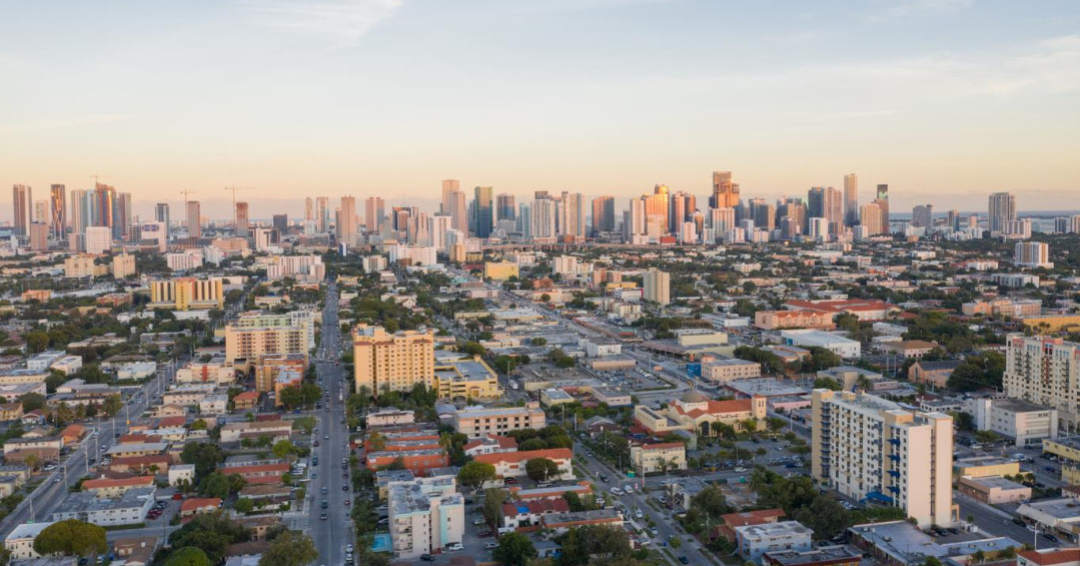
1023 315 1080 334
149 278 224 311
952 457 1021 479
111 253 137 279
1042 439 1080 484
433 356 500 401
630 442 688 474
353 325 435 396
63 255 98 278
483 261 519 281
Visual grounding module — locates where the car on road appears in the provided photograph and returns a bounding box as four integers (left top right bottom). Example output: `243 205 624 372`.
446 543 464 552
485 542 498 550
320 513 328 520
1045 534 1060 543
734 467 747 472
420 555 435 562
610 487 624 496
678 557 690 564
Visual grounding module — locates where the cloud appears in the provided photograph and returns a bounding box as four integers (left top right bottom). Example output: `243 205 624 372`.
239 0 402 45
869 0 973 20
0 114 133 136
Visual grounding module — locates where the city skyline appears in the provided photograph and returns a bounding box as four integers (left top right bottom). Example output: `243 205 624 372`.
2 1 1079 213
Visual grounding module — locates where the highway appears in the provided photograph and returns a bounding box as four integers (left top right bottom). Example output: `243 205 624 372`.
307 282 354 566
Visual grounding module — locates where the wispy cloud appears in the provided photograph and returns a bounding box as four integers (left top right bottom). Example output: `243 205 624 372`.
239 0 402 45
0 114 133 136
868 0 973 20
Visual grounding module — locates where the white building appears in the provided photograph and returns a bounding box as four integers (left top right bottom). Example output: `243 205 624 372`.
968 397 1058 447
388 477 464 560
811 390 954 528
735 521 813 564
1015 242 1053 269
166 250 204 272
779 329 861 359
4 522 55 560
582 338 622 358
84 226 111 255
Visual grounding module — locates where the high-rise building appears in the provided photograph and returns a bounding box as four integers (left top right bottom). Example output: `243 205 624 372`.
49 185 66 241
591 196 615 236
29 223 49 251
710 171 739 209
94 183 115 230
225 315 309 365
911 204 933 229
624 198 647 242
340 196 358 244
751 200 776 232
1004 335 1080 429
304 197 314 223
473 186 494 238
530 198 556 241
642 193 668 236
363 196 383 234
989 192 1017 234
643 268 671 306
860 202 884 235
1015 242 1052 269
947 210 961 232
353 324 435 396
808 187 842 232
495 193 515 222
148 277 225 310
273 214 288 233
669 192 696 235
235 202 250 237
556 192 585 239
114 192 132 241
315 196 330 233
11 184 31 237
33 200 48 224
843 174 858 226
445 190 466 235
71 190 91 240
85 226 112 255
441 179 460 215
185 201 201 239
875 184 890 229
155 203 170 240
811 389 953 528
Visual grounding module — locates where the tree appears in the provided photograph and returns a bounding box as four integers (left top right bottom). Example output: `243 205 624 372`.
812 377 842 391
556 525 632 566
20 392 45 413
199 472 230 499
103 393 123 416
169 514 250 565
259 531 319 566
181 442 225 480
494 532 538 566
234 498 254 514
277 385 303 409
525 457 561 482
482 488 507 526
367 431 388 452
519 438 548 452
32 519 107 558
563 490 585 512
272 439 297 460
25 331 49 354
457 461 497 492
165 546 212 566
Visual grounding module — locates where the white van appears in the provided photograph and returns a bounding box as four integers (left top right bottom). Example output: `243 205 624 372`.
610 487 624 496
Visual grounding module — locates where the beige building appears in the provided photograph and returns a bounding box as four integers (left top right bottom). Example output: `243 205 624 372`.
1004 335 1080 430
754 310 835 331
629 442 687 474
148 277 224 311
388 477 464 560
643 268 670 306
701 357 762 383
953 456 1021 479
433 357 500 401
958 475 1031 504
452 403 546 438
225 318 307 365
483 261 519 281
811 390 954 528
353 325 435 396
111 253 137 279
63 254 99 278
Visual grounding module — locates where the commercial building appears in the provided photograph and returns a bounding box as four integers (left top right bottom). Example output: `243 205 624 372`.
51 486 156 527
907 360 962 389
811 390 954 528
764 545 862 566
629 442 687 474
701 357 762 383
433 357 500 401
849 519 1020 566
735 521 813 564
953 456 1021 479
4 521 55 560
353 325 435 396
388 477 464 560
148 277 224 310
957 475 1031 504
779 330 861 359
643 268 670 306
1021 315 1080 334
968 397 1057 447
451 403 546 438
755 310 836 331
483 261 519 281
636 391 766 436
1003 335 1080 430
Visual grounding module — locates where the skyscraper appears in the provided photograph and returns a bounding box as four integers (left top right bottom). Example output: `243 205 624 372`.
860 202 884 235
315 197 330 233
71 190 90 240
50 184 66 240
11 184 31 237
114 192 132 241
911 205 933 229
669 192 695 235
473 186 494 238
843 174 858 226
448 190 467 234
155 203 170 241
496 193 516 222
555 192 585 239
808 186 842 232
304 197 314 222
186 201 202 239
273 214 288 234
530 198 556 241
947 209 960 232
710 171 739 209
236 202 250 237
340 196 358 244
591 196 615 235
875 184 890 229
94 183 116 230
988 192 1017 234
441 179 460 215
643 268 671 305
364 197 384 233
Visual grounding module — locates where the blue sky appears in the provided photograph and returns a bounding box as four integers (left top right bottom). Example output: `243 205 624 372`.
2 0 1079 218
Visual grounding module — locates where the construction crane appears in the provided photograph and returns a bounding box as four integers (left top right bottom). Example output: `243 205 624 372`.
180 189 198 204
224 186 254 230
89 174 109 188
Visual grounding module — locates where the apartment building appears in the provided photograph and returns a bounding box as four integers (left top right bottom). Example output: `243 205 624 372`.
451 403 546 438
433 357 500 401
701 357 762 383
754 310 835 331
253 353 307 393
353 325 435 396
1003 335 1080 430
643 268 670 305
811 390 954 528
735 521 813 564
225 317 307 366
962 299 1042 319
388 477 464 560
473 448 573 480
148 277 224 310
629 442 687 474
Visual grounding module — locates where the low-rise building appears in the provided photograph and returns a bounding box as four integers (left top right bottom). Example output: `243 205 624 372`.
4 522 55 560
957 475 1031 504
969 398 1058 447
701 357 762 384
629 442 687 474
388 477 464 560
473 448 573 481
51 487 156 527
907 360 962 389
735 521 813 564
366 408 416 428
763 545 863 566
779 330 861 359
451 403 546 438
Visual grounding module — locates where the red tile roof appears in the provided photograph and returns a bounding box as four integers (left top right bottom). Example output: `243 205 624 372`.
181 498 222 513
83 476 155 490
501 498 571 517
474 448 572 465
157 416 187 428
1018 549 1080 566
721 509 785 528
673 399 752 419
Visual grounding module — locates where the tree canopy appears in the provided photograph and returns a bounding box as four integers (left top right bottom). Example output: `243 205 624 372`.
32 520 106 558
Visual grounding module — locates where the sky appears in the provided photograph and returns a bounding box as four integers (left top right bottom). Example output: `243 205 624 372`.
2 0 1079 220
